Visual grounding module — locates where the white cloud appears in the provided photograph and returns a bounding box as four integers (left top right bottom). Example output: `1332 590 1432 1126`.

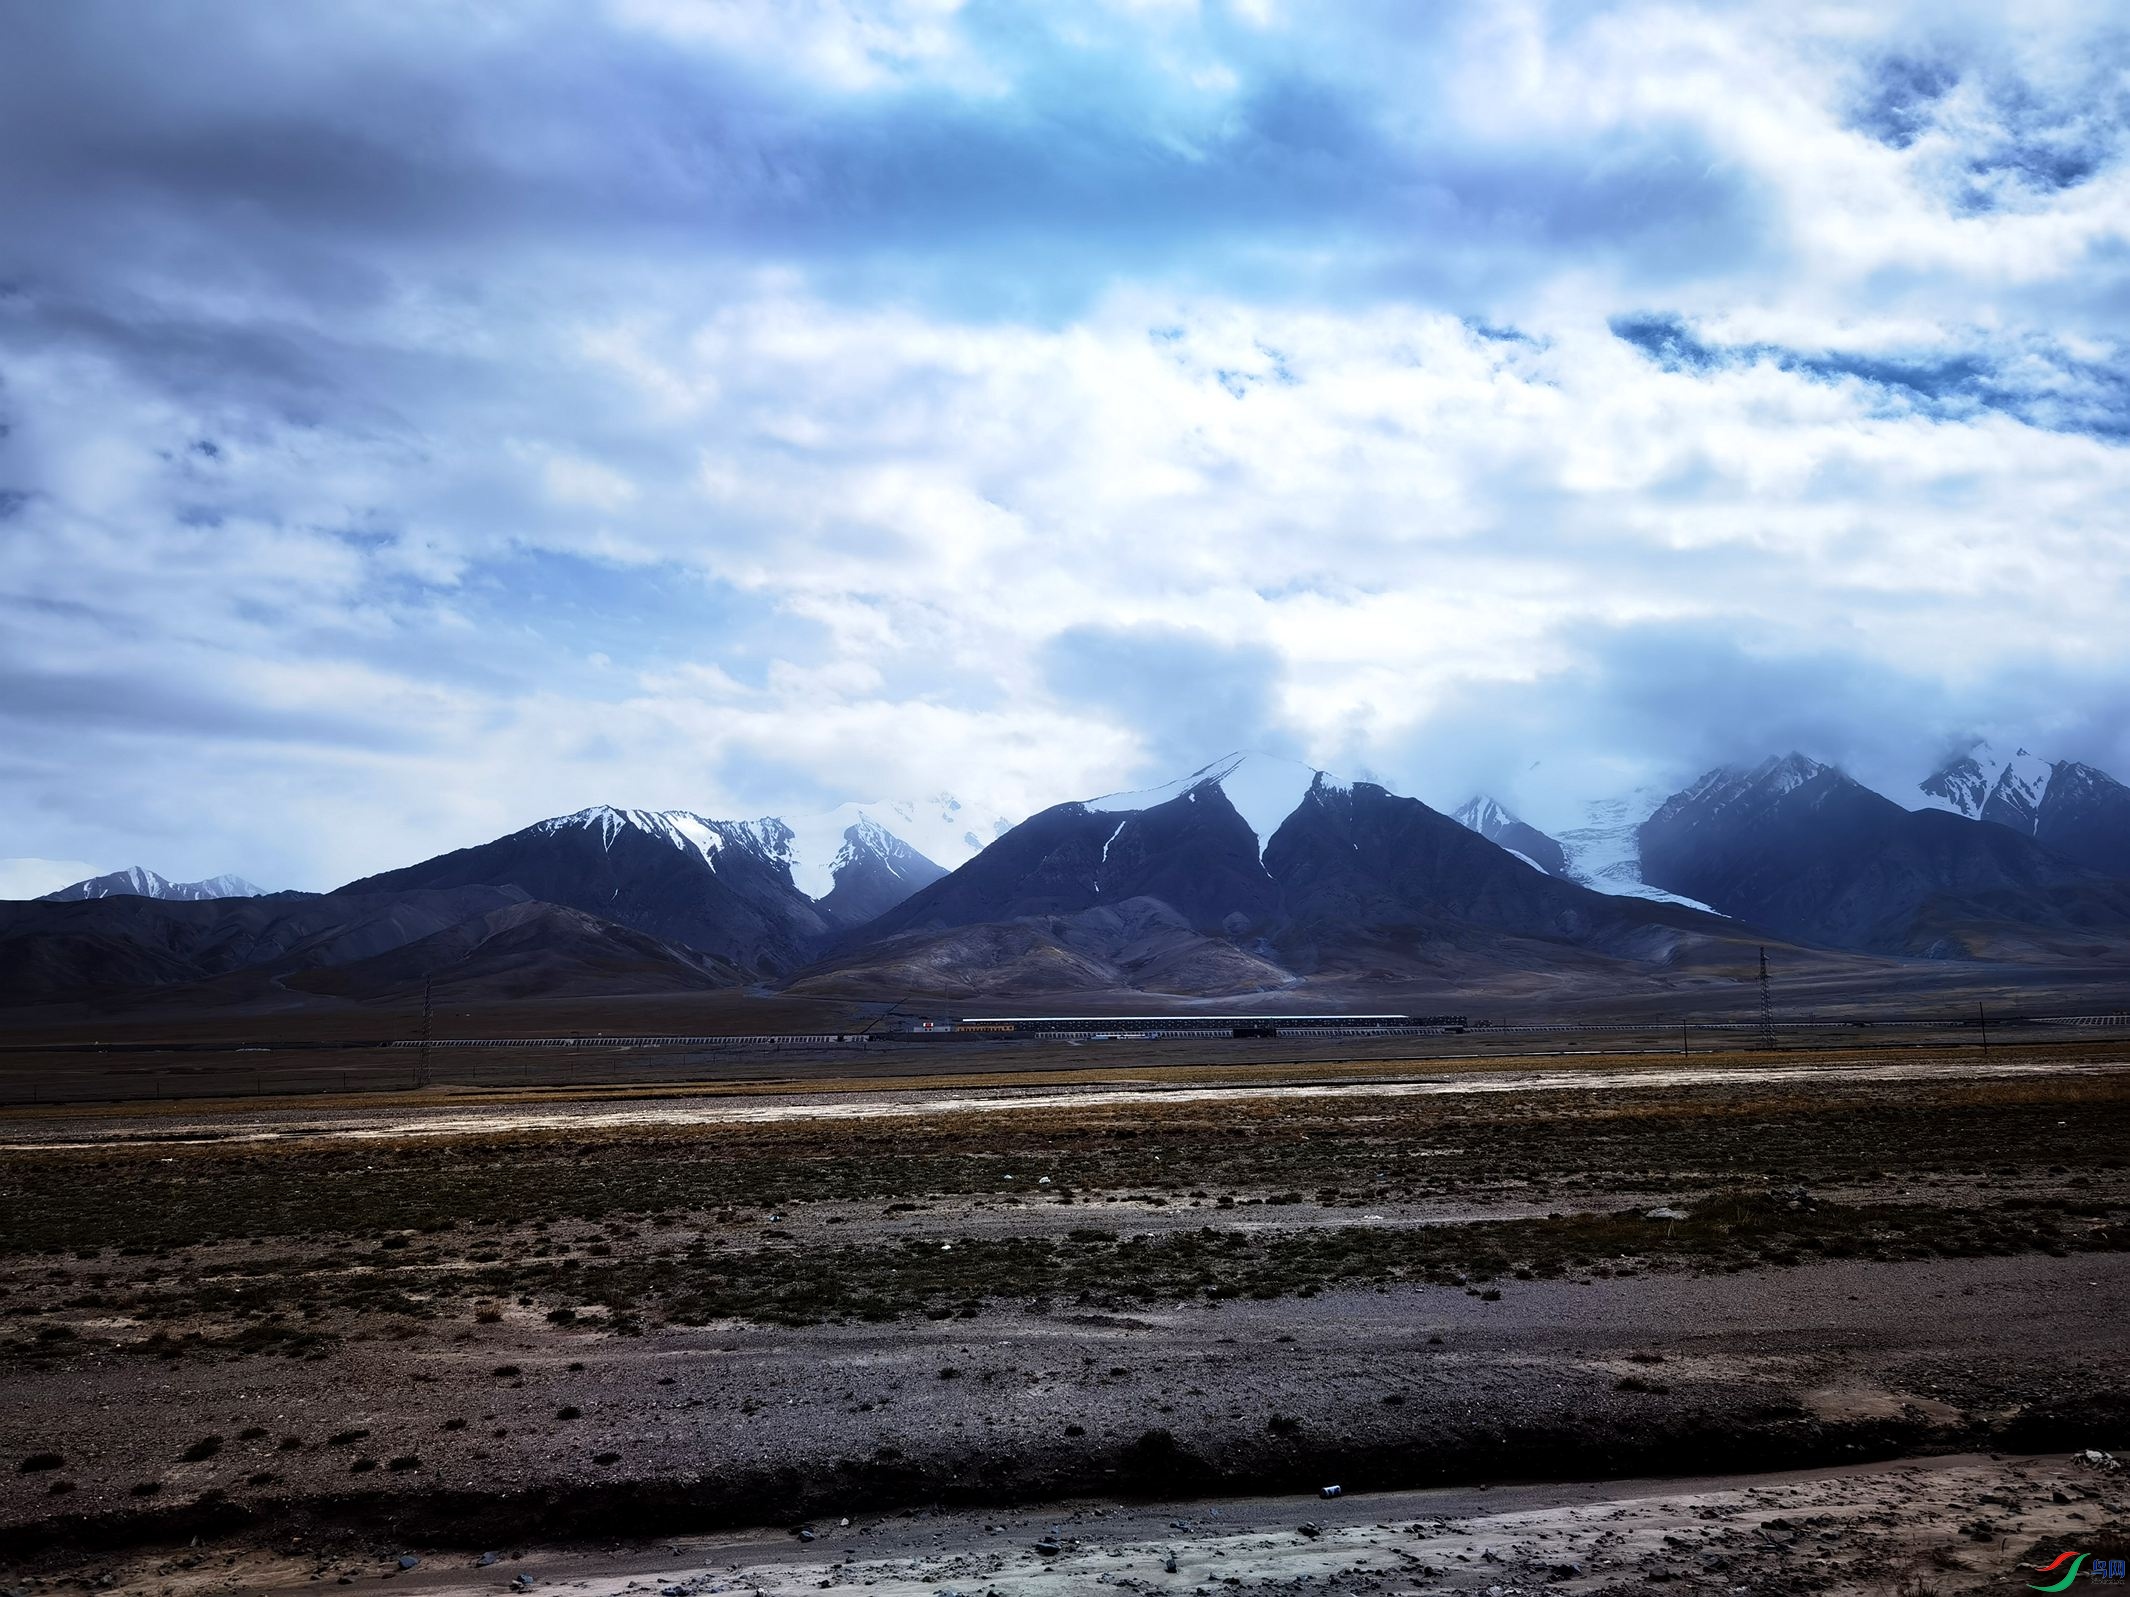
2 0 2127 888
0 859 105 899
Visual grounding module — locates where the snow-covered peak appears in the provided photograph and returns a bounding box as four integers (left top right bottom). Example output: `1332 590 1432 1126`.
105 866 170 898
188 873 266 899
743 807 893 902
1917 739 2004 817
1917 740 2070 832
1986 747 2054 830
1084 752 1334 862
1657 753 1833 827
525 800 954 907
1453 795 1515 834
533 806 727 861
39 867 266 902
824 794 1014 872
1757 751 1831 796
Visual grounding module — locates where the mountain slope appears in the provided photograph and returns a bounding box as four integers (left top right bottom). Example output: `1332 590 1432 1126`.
1641 754 2130 956
284 898 740 1003
1452 797 1569 877
1920 740 2130 877
341 804 945 975
849 753 1748 990
39 867 266 902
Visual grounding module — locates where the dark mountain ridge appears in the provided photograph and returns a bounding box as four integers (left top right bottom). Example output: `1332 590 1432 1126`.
846 756 1751 990
341 805 945 978
1640 753 2130 956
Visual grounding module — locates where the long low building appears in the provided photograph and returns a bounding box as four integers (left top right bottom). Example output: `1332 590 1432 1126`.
950 1014 1467 1036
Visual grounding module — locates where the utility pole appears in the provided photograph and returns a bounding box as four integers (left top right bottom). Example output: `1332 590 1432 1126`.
1758 947 1775 1050
419 978 434 1089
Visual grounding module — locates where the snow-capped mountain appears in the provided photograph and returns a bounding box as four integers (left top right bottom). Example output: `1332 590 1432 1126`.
1918 741 2130 877
1451 796 1570 878
522 803 951 918
854 751 1735 982
732 808 953 927
1638 752 2129 954
343 802 948 975
1919 741 2053 824
1084 752 1332 864
1550 788 1722 910
1453 791 1714 911
839 794 1017 871
40 867 265 903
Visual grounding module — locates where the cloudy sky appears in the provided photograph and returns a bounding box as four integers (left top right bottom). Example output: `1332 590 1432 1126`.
3 0 2128 893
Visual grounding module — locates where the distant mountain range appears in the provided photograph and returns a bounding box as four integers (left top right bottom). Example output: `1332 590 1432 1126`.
39 867 265 903
827 753 1736 997
1454 746 2130 958
1916 740 2130 877
0 886 735 1011
7 744 2129 1012
340 803 952 976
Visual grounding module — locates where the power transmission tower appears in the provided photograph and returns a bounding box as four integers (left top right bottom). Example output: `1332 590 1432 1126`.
1758 947 1775 1050
419 977 434 1089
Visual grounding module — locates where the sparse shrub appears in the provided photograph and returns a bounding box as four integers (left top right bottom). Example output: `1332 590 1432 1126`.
19 1452 64 1473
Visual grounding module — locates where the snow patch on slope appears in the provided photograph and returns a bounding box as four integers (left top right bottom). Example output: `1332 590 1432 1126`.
533 797 972 907
1085 752 1323 862
1990 748 2055 829
38 867 268 902
1453 796 1514 835
1553 788 1720 913
761 807 883 902
1916 739 2062 832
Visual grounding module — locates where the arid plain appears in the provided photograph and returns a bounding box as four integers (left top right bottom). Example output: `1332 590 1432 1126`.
4 1033 2128 1595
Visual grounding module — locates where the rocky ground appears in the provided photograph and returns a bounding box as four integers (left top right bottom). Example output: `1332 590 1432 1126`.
2 1045 2128 1592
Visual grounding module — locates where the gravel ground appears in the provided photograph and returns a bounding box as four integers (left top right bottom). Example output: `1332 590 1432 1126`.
3 1047 2127 1586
